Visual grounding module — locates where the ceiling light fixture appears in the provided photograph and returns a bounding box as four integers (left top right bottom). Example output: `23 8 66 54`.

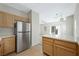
55 13 64 22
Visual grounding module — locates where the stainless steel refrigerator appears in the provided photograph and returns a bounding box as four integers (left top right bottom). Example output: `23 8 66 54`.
14 21 31 53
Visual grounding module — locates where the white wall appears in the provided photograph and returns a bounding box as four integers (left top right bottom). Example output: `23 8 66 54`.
28 10 40 46
74 4 79 42
40 21 66 35
32 10 40 46
41 15 74 36
0 4 28 17
0 28 13 36
40 24 46 35
65 15 74 36
40 24 50 35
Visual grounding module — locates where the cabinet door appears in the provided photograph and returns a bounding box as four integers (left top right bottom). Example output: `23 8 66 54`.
14 15 23 21
0 40 3 56
43 44 53 56
0 44 2 55
3 13 14 27
78 44 79 55
42 37 54 56
14 15 20 21
3 36 15 55
14 15 28 22
54 44 76 56
0 12 4 27
9 37 15 53
3 37 10 55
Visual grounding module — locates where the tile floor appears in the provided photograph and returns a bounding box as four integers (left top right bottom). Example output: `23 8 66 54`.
8 44 45 56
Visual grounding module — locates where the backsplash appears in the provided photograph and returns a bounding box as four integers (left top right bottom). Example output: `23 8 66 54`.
0 28 14 36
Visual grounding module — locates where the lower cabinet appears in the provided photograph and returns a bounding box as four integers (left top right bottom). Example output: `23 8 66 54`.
42 37 77 56
43 44 53 56
77 44 79 56
3 36 15 55
42 37 54 56
0 40 3 56
54 44 76 56
9 37 15 53
0 36 15 56
3 38 10 55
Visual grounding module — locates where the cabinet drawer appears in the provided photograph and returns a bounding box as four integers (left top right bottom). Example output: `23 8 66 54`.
43 44 53 56
43 41 53 45
54 44 76 56
54 40 77 50
42 37 53 43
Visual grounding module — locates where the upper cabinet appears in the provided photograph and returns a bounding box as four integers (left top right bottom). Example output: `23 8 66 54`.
0 11 28 28
0 12 4 27
14 15 28 23
0 12 14 28
3 13 14 27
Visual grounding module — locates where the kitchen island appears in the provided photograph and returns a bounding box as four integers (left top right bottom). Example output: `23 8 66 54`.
42 34 78 56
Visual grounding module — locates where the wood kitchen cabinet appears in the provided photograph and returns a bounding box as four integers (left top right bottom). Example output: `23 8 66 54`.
9 37 15 53
42 37 77 56
3 37 10 55
42 37 54 56
0 11 28 28
77 44 79 55
3 13 14 27
0 12 4 27
54 44 76 56
0 12 14 27
54 39 77 56
0 40 3 56
14 15 28 23
14 15 21 22
3 36 15 55
43 44 53 56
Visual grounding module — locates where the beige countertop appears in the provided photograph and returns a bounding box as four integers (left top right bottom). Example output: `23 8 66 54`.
0 35 15 41
42 34 76 43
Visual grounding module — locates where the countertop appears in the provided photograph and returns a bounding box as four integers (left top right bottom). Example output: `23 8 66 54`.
42 34 76 43
0 35 15 41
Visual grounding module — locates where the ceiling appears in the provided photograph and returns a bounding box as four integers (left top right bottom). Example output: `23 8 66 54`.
4 3 77 24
